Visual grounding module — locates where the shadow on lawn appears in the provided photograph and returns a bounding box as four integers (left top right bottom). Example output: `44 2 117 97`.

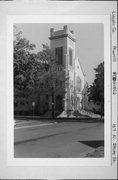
79 140 104 148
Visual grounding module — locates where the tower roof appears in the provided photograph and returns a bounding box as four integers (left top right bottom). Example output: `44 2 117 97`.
49 25 76 42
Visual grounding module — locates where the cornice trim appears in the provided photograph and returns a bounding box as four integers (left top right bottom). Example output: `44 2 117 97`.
49 34 76 42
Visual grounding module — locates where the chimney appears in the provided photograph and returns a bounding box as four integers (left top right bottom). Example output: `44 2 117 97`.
70 30 74 34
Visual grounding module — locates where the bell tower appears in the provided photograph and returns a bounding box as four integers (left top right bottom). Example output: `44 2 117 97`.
49 25 77 114
49 25 76 71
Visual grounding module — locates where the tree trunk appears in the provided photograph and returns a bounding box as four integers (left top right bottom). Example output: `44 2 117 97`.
100 101 103 119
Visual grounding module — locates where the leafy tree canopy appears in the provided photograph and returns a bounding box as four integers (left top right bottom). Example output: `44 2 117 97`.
88 62 104 114
14 27 68 113
14 26 41 105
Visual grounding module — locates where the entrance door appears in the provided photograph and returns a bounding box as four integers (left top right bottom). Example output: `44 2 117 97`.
77 97 80 110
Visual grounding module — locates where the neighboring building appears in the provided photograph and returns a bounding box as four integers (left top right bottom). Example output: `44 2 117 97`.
49 25 86 114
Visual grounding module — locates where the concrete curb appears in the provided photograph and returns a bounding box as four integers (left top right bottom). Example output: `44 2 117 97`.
14 116 104 123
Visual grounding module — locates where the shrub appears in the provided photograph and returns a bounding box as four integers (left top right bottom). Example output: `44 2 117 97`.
66 109 72 117
73 110 81 117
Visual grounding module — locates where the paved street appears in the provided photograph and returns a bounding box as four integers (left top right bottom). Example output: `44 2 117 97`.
14 120 104 158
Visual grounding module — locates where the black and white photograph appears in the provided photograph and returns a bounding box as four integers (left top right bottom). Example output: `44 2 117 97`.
0 0 117 178
13 22 104 158
5 13 113 171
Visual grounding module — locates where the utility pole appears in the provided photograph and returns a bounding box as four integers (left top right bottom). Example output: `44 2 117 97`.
51 87 55 119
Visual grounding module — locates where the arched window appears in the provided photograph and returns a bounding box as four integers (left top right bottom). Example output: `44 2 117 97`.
69 48 73 66
77 76 81 92
55 47 63 65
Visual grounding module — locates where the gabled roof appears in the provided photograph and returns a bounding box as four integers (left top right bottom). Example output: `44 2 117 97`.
77 57 86 77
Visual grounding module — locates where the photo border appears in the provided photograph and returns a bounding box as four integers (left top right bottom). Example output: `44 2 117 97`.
7 15 111 166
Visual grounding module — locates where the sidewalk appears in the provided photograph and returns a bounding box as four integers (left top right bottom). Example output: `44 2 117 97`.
15 120 54 127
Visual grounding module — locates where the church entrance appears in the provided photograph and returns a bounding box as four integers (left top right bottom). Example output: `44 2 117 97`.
55 95 63 111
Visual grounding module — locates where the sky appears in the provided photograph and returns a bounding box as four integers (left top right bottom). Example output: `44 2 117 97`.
15 23 104 85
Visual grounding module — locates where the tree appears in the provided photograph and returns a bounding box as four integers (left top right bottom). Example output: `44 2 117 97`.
14 26 40 110
88 62 104 116
81 82 89 110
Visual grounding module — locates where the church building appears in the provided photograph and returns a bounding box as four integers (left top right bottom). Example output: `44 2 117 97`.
49 25 86 115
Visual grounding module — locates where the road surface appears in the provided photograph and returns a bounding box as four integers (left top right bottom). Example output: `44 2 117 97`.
14 120 104 158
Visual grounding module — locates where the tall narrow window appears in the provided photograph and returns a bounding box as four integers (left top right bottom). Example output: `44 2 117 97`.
77 76 81 92
55 47 63 65
69 48 73 66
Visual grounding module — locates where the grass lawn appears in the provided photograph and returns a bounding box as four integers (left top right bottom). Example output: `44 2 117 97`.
85 146 104 157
